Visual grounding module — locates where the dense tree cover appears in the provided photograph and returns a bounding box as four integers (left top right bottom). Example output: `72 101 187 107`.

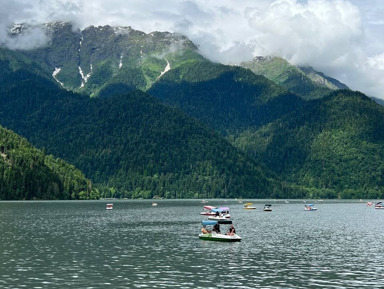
0 126 96 200
0 59 285 199
149 61 305 135
2 41 384 200
234 90 384 199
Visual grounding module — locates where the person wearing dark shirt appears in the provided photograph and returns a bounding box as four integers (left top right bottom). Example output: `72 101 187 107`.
227 225 236 236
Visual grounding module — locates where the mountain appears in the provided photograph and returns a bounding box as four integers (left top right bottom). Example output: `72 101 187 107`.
0 53 285 199
0 125 96 200
2 22 384 200
233 90 384 199
148 61 305 135
17 22 205 97
241 56 349 100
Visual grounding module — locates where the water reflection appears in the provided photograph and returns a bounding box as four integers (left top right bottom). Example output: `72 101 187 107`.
0 200 384 288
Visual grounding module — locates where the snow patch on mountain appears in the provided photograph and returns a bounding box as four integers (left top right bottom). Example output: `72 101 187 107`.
157 59 171 79
52 67 64 87
79 64 92 88
119 53 123 69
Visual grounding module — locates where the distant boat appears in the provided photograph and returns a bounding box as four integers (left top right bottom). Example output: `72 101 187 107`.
106 203 113 210
263 204 272 212
375 202 384 209
215 207 231 218
200 206 231 218
152 202 158 206
207 215 233 224
304 204 317 211
200 205 217 216
243 203 256 210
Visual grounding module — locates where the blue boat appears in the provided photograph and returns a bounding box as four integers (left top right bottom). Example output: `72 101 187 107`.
305 204 317 211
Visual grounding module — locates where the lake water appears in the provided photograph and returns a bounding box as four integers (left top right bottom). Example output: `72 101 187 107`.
0 200 383 288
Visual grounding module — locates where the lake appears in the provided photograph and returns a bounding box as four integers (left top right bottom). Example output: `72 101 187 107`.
0 199 383 288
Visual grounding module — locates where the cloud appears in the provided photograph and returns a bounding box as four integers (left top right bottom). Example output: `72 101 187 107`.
1 0 384 98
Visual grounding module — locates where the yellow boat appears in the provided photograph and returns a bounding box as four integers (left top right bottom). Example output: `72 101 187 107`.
243 203 256 210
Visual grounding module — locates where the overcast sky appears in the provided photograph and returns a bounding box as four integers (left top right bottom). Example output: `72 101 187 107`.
1 0 384 99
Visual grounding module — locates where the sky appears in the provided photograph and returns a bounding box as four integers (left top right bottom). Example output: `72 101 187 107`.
1 0 384 99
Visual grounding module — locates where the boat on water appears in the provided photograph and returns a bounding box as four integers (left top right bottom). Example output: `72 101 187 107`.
217 207 231 218
263 204 272 211
304 204 317 211
152 202 158 206
200 206 231 218
207 214 233 224
243 203 256 210
200 205 217 216
199 221 241 242
375 202 384 209
106 203 113 210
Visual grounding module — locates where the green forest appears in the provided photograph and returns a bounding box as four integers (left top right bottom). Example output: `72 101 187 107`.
233 90 384 199
1 33 384 200
0 58 286 200
0 126 97 200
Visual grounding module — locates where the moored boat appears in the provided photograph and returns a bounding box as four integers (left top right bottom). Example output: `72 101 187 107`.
199 221 241 242
106 203 113 210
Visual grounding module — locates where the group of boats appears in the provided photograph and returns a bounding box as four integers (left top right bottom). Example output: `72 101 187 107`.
198 205 242 242
243 202 272 211
367 201 384 209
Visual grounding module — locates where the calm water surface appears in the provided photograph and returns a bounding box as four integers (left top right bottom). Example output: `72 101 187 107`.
0 200 383 288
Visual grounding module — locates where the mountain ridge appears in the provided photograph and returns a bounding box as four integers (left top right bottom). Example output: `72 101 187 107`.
0 55 286 199
1 22 383 199
241 56 349 100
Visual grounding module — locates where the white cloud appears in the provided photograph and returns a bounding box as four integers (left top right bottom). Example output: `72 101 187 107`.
1 0 384 99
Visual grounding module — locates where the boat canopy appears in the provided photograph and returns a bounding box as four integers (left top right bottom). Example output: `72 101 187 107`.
202 220 218 226
244 203 253 206
212 208 224 212
264 204 272 207
306 204 315 206
203 205 216 210
218 207 230 211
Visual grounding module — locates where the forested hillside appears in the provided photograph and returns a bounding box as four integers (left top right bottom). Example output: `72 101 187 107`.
0 126 96 200
0 56 286 199
233 90 384 199
148 61 305 134
1 23 384 200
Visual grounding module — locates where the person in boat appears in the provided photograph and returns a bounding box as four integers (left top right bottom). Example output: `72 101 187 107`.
213 223 220 233
227 224 236 236
201 225 211 234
